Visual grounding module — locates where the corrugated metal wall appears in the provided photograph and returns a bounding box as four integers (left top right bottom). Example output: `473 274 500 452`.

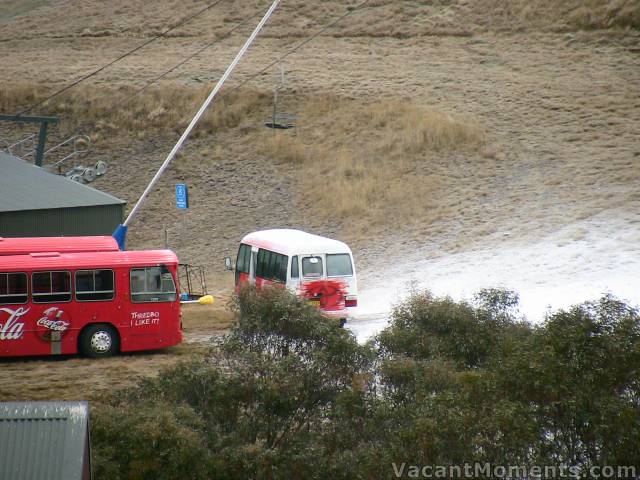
0 416 68 480
0 402 90 480
0 204 124 237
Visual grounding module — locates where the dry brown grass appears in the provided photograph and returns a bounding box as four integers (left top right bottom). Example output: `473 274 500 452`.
0 0 638 405
0 303 233 403
0 0 636 46
468 0 640 31
260 98 487 232
0 82 270 139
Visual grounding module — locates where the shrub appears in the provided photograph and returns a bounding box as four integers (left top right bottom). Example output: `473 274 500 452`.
91 290 640 478
93 287 375 479
377 289 520 369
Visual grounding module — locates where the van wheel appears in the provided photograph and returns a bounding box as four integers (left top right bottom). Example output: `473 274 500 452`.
79 324 119 358
339 318 346 328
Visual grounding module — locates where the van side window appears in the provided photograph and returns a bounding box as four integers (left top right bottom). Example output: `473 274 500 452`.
256 249 270 278
291 256 299 279
236 244 251 274
32 271 71 303
0 272 28 304
273 254 287 283
130 266 176 303
326 254 353 277
236 243 251 284
302 257 323 278
75 270 115 302
256 249 288 283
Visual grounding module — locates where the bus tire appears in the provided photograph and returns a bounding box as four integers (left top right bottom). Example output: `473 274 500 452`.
79 324 119 358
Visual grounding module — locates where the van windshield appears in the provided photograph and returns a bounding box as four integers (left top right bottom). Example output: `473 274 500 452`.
327 254 353 276
302 256 323 278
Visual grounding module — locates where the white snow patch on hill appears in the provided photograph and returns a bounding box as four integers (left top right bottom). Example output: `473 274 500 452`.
348 208 640 343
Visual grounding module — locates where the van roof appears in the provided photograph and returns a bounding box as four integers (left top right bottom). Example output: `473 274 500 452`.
241 229 352 256
0 250 178 272
0 236 119 256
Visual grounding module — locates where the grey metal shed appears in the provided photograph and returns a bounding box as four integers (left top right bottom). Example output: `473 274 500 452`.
0 401 91 480
0 152 125 237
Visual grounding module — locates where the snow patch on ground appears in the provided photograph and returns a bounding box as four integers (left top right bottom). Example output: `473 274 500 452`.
348 209 640 343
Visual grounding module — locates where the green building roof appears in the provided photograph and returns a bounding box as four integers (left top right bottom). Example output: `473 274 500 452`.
0 152 125 213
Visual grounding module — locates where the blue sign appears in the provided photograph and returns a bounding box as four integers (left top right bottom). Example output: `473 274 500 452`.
176 184 189 209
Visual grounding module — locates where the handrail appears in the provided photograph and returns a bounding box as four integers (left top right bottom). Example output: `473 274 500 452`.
43 135 91 170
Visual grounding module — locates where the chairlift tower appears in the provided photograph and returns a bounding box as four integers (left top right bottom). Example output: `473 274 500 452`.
0 114 59 166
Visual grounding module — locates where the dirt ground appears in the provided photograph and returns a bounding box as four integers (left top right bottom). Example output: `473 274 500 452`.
0 301 234 402
0 0 638 400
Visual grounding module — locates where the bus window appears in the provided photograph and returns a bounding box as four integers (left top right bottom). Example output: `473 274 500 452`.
32 271 71 303
75 270 115 302
326 254 353 277
302 256 323 278
291 256 299 279
0 272 28 304
130 266 176 303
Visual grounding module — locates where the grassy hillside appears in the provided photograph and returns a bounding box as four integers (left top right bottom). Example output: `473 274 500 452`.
470 0 640 31
1 0 638 41
1 0 638 268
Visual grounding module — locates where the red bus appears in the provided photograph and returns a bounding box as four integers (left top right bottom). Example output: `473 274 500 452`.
0 236 119 256
0 250 182 358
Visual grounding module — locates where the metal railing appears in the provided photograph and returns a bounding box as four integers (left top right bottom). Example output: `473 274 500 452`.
43 135 91 172
1 133 37 159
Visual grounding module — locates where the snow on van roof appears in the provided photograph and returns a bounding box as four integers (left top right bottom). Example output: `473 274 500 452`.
241 229 352 256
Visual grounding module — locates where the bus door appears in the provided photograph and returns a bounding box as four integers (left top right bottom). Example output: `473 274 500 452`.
128 265 177 337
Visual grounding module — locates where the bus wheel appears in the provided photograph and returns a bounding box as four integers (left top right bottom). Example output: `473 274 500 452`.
79 324 119 358
339 319 346 328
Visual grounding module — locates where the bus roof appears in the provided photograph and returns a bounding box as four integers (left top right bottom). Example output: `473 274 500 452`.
241 229 352 257
0 250 178 272
0 236 119 256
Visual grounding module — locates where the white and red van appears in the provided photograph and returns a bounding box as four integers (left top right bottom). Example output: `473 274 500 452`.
0 249 182 358
227 229 358 325
0 236 119 256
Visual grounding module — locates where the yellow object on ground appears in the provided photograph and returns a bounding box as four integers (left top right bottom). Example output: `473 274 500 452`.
198 295 214 305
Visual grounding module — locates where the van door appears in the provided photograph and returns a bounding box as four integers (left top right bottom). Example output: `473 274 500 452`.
326 253 358 307
249 248 257 285
288 255 300 293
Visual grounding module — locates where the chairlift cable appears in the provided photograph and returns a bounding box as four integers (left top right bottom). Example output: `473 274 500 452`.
113 4 269 109
16 0 227 116
122 0 281 228
122 0 372 228
227 0 372 95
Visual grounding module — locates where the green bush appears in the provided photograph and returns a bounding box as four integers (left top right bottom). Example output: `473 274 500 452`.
93 287 375 479
377 288 522 369
91 288 640 479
